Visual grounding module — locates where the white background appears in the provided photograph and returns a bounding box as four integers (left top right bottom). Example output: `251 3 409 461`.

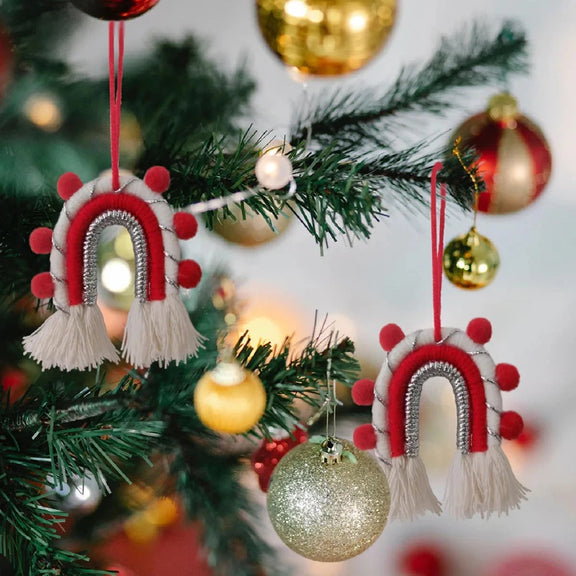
71 1 576 574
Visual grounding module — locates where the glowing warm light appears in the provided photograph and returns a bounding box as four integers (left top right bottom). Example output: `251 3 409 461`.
478 263 488 273
101 258 132 293
348 11 368 32
24 94 63 132
284 0 307 18
114 228 135 260
243 316 285 348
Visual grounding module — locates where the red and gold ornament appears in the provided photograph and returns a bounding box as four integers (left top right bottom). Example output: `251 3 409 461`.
71 0 159 20
251 427 308 492
454 93 552 214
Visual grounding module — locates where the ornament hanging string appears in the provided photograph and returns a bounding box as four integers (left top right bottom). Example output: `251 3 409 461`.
109 21 125 191
430 162 446 342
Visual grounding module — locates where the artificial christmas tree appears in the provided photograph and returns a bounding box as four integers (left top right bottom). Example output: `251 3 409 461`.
0 1 532 574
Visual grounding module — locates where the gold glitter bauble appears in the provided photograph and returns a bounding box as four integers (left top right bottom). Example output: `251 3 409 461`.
443 227 500 290
267 438 390 562
194 362 267 434
256 0 397 76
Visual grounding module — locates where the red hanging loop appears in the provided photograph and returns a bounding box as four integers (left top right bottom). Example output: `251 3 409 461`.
430 162 447 342
109 21 125 191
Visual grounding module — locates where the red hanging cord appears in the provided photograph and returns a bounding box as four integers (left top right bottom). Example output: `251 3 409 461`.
430 162 447 342
108 21 125 191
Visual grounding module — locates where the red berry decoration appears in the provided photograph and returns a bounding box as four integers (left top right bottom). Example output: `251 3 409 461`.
400 543 446 576
71 0 159 20
500 411 524 440
251 428 308 492
453 93 552 214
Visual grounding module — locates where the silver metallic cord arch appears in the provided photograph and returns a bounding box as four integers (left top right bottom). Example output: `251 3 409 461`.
83 210 148 306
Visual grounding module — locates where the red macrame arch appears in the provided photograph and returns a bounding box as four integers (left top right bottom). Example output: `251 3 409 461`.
388 344 488 457
66 193 166 306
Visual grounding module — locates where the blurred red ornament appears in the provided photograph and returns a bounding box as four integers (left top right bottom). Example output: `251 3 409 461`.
454 93 552 214
514 422 540 451
400 543 446 576
71 0 159 20
489 552 574 576
0 22 13 97
106 566 135 576
251 428 308 492
1 368 27 391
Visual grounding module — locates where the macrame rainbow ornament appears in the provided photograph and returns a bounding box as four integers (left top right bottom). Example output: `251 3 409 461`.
23 167 204 371
352 162 528 521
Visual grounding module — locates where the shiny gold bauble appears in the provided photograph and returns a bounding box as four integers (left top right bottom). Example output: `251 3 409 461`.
443 227 500 290
256 0 397 76
194 362 267 434
267 438 390 562
212 205 292 247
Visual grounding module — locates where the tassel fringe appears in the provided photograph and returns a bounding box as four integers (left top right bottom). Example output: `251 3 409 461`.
23 305 119 371
388 455 442 521
122 294 204 369
445 446 529 518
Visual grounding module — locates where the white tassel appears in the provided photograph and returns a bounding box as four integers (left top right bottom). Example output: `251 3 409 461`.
122 295 204 369
445 447 529 519
122 301 158 369
388 455 442 521
444 452 477 518
23 305 119 371
150 295 204 367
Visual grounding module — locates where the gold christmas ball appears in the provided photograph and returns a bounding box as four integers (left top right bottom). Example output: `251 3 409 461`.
194 362 267 434
443 227 500 290
256 0 398 76
267 437 390 562
212 204 293 247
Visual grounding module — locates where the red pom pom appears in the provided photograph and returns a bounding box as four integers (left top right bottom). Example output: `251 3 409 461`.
495 363 520 391
466 318 492 344
29 227 53 254
401 543 446 576
178 259 202 289
351 379 375 406
353 423 377 450
500 411 524 440
173 212 198 240
57 172 83 201
144 166 170 194
379 323 405 352
31 272 54 299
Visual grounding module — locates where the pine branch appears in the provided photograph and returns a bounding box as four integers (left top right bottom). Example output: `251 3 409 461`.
292 21 528 147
